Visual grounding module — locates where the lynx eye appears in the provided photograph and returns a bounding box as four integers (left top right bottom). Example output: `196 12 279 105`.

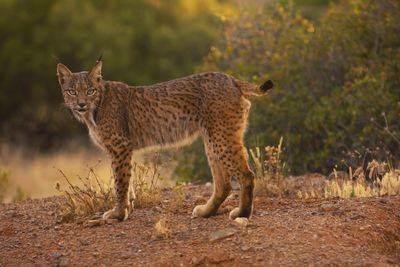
66 90 77 96
87 88 96 96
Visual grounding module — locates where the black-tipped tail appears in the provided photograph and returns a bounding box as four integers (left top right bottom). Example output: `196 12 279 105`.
260 80 274 92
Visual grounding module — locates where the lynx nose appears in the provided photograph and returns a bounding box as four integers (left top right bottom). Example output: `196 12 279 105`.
78 102 86 108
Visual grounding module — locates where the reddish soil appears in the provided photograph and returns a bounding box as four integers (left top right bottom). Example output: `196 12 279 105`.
0 181 399 266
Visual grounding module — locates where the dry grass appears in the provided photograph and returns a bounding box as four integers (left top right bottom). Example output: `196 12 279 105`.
0 143 176 203
131 162 162 208
154 184 187 238
165 184 187 213
0 145 112 203
55 158 164 222
55 166 115 222
154 217 173 238
0 170 9 203
249 138 400 200
250 137 289 197
325 162 400 198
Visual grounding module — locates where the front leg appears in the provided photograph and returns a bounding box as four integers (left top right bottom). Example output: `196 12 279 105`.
103 147 133 221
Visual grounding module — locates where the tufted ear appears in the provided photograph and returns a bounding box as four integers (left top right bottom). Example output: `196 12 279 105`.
56 63 73 85
89 59 102 82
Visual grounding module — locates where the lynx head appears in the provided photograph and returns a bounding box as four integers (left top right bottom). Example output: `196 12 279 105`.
56 60 103 121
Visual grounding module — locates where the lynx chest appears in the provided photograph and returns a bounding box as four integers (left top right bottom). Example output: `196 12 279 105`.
83 114 106 151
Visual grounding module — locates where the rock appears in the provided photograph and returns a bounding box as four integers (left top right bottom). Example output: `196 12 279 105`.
79 239 90 246
5 210 17 218
50 252 62 260
209 228 237 242
241 245 252 252
58 260 69 267
346 214 365 221
191 256 205 265
256 256 264 262
234 217 249 227
319 203 339 212
87 219 105 227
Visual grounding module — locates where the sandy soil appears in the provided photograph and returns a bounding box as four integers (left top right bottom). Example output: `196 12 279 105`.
0 181 399 267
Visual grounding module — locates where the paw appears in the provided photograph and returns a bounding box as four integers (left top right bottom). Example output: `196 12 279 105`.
229 207 252 220
192 204 215 218
102 207 128 221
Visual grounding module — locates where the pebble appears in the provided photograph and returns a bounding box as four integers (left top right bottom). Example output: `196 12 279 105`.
5 210 17 218
209 228 237 242
50 252 62 260
234 217 249 227
58 260 69 267
87 219 106 227
241 245 252 252
319 203 340 212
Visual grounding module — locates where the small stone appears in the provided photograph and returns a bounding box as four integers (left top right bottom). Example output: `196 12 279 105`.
122 254 130 259
205 182 212 187
5 210 17 218
241 245 252 252
319 203 339 212
58 260 69 267
87 219 105 227
51 252 62 260
191 256 205 265
79 239 90 246
234 217 249 227
209 228 237 242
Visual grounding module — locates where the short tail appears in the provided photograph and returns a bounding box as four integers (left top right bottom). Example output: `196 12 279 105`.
234 78 274 97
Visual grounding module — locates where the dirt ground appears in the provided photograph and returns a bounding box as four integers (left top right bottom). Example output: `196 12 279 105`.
0 177 399 267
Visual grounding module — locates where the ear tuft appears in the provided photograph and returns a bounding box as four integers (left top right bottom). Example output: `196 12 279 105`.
89 60 102 81
57 63 72 85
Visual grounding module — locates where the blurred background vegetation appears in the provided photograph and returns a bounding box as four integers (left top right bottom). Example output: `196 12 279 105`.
0 0 399 200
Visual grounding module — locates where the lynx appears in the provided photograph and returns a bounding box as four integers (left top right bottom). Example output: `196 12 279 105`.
56 59 273 221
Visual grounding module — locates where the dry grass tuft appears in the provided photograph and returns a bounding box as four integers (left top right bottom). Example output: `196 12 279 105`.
55 166 115 222
131 162 162 208
250 137 288 197
153 184 187 239
55 159 163 222
154 216 173 238
165 184 187 213
324 161 400 198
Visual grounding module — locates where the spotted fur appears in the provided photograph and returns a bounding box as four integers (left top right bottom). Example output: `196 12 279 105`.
57 60 273 221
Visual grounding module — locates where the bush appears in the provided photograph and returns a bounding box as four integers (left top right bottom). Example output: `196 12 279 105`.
0 0 224 148
177 0 400 178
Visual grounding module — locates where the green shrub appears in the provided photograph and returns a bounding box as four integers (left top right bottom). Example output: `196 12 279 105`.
177 0 400 178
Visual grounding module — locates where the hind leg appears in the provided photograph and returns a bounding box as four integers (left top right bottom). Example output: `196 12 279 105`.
225 145 255 219
192 142 232 218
